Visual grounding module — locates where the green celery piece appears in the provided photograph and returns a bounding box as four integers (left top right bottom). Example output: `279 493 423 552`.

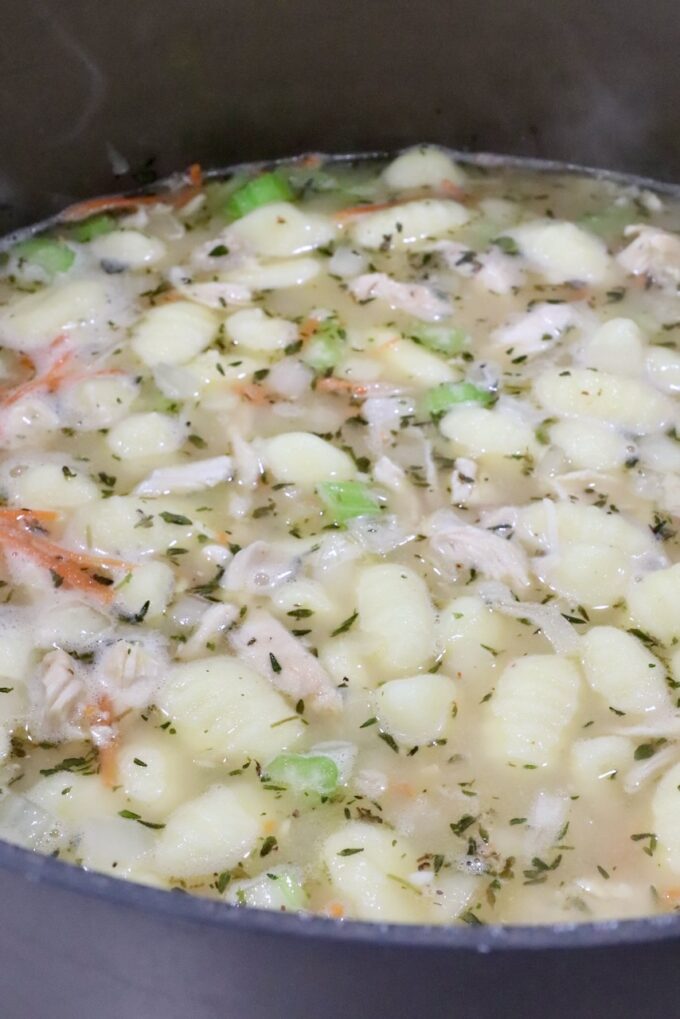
14 236 75 273
226 172 294 219
71 214 116 242
422 381 494 418
275 871 307 909
317 481 381 523
579 204 637 238
410 325 468 357
303 320 346 372
265 754 339 796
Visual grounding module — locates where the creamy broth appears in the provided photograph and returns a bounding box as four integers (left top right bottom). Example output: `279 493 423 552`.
1 148 680 924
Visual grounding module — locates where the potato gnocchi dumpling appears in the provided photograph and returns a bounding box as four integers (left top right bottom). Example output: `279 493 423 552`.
2 149 680 926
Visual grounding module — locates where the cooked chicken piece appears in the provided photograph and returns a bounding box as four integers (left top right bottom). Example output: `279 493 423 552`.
362 396 416 452
224 540 299 594
134 456 233 496
491 302 590 357
168 266 252 307
436 241 525 294
450 457 477 505
96 639 167 714
349 273 452 322
425 509 529 586
230 609 342 712
228 429 263 488
177 602 239 660
32 649 85 740
617 225 680 290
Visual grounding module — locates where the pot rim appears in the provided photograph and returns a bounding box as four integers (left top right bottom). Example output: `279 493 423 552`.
3 148 680 953
1 835 679 951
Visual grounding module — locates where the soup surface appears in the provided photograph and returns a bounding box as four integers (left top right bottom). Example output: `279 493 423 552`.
2 148 680 925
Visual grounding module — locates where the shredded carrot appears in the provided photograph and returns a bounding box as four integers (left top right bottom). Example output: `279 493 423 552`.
334 200 402 223
391 781 416 798
298 317 320 342
0 335 123 411
262 819 278 836
663 888 680 902
60 163 204 223
326 901 345 919
0 508 128 600
83 694 118 787
295 153 323 169
315 376 368 397
233 382 274 405
335 183 470 224
172 162 204 209
439 178 468 202
150 289 185 305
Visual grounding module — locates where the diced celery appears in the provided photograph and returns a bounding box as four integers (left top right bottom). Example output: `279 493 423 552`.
491 235 520 255
14 236 75 274
71 214 117 242
318 481 381 523
227 867 307 911
265 753 339 796
422 381 494 418
579 204 637 238
410 325 468 357
226 172 295 219
303 320 346 372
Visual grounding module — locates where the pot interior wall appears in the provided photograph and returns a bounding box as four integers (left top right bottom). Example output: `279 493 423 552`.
2 0 680 233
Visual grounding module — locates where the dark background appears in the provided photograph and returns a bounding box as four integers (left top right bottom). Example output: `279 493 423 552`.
2 0 680 232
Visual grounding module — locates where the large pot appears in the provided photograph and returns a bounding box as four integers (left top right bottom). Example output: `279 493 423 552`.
2 2 680 1016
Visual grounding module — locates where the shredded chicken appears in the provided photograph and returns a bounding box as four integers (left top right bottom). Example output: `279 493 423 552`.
346 514 411 554
189 232 246 272
348 273 452 321
435 241 480 278
617 225 680 290
425 509 530 586
436 241 525 294
491 302 590 357
374 455 420 522
362 396 416 452
167 266 252 308
450 457 477 505
31 649 85 740
177 602 239 660
623 744 680 794
229 429 263 489
224 540 299 594
476 247 526 295
526 791 570 854
96 639 168 715
229 609 342 712
477 580 582 654
134 456 233 496
267 358 313 400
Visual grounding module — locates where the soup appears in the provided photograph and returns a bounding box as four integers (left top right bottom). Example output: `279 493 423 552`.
1 147 680 925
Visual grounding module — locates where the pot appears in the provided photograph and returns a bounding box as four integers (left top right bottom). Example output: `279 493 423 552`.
2 2 680 1016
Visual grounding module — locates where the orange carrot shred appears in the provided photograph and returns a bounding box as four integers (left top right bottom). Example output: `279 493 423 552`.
315 376 368 397
334 200 402 223
295 153 323 169
298 317 320 342
0 335 123 411
233 382 274 405
326 901 345 919
83 694 118 787
439 178 468 202
60 163 204 223
0 508 128 600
